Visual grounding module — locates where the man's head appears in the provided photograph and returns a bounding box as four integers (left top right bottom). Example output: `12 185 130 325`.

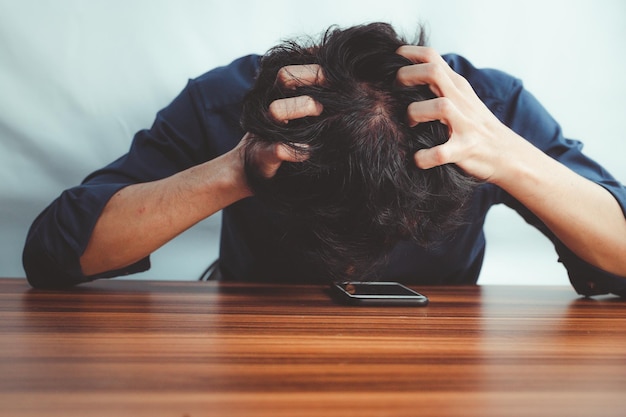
241 22 476 281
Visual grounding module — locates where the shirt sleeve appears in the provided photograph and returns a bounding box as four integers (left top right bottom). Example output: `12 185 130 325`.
498 77 626 297
22 78 213 289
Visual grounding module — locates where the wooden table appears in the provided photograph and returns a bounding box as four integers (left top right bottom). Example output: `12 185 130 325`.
1 278 625 417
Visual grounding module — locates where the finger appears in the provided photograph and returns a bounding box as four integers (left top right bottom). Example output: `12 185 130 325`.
396 45 452 72
406 97 459 127
274 142 310 163
257 142 310 179
268 95 323 124
277 64 326 89
414 143 455 169
396 62 456 97
397 45 469 91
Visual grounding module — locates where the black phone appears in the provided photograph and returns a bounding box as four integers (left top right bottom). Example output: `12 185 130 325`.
330 281 429 306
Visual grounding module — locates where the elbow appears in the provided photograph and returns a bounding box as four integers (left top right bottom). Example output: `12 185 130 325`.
22 228 85 290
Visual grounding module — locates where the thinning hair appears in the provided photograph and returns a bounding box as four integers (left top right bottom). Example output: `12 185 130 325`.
241 22 477 281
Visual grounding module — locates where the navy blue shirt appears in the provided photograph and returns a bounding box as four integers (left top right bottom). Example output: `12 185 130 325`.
23 54 626 295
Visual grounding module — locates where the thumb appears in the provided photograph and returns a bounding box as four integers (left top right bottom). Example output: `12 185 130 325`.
274 142 310 163
258 142 310 179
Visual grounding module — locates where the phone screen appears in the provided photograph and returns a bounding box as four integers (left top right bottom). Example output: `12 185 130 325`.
331 281 429 306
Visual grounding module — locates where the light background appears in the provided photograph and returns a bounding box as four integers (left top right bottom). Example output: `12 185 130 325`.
1 0 624 285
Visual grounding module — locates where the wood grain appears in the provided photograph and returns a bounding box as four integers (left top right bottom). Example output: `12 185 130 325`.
1 278 625 417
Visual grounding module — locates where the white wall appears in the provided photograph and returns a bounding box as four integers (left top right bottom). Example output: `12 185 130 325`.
1 0 624 284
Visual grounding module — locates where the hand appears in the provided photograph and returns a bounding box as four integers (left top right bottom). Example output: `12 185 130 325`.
239 64 325 180
396 46 513 182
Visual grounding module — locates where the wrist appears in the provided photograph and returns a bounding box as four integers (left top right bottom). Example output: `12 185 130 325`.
487 128 543 190
489 131 566 212
206 148 253 203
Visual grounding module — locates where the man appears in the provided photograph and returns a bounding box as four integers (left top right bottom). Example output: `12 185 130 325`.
23 23 626 296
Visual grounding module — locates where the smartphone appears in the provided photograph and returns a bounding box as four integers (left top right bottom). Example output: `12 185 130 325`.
330 281 429 306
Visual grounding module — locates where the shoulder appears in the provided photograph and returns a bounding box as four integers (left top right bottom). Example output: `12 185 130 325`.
188 54 261 110
443 53 523 102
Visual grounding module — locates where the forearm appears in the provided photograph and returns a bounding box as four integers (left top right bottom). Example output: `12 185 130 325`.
394 46 626 278
492 130 626 277
80 149 251 276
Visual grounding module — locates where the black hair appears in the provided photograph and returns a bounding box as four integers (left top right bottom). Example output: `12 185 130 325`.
241 22 477 281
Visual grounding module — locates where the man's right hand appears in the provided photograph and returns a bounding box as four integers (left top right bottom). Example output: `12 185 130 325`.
238 64 325 182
